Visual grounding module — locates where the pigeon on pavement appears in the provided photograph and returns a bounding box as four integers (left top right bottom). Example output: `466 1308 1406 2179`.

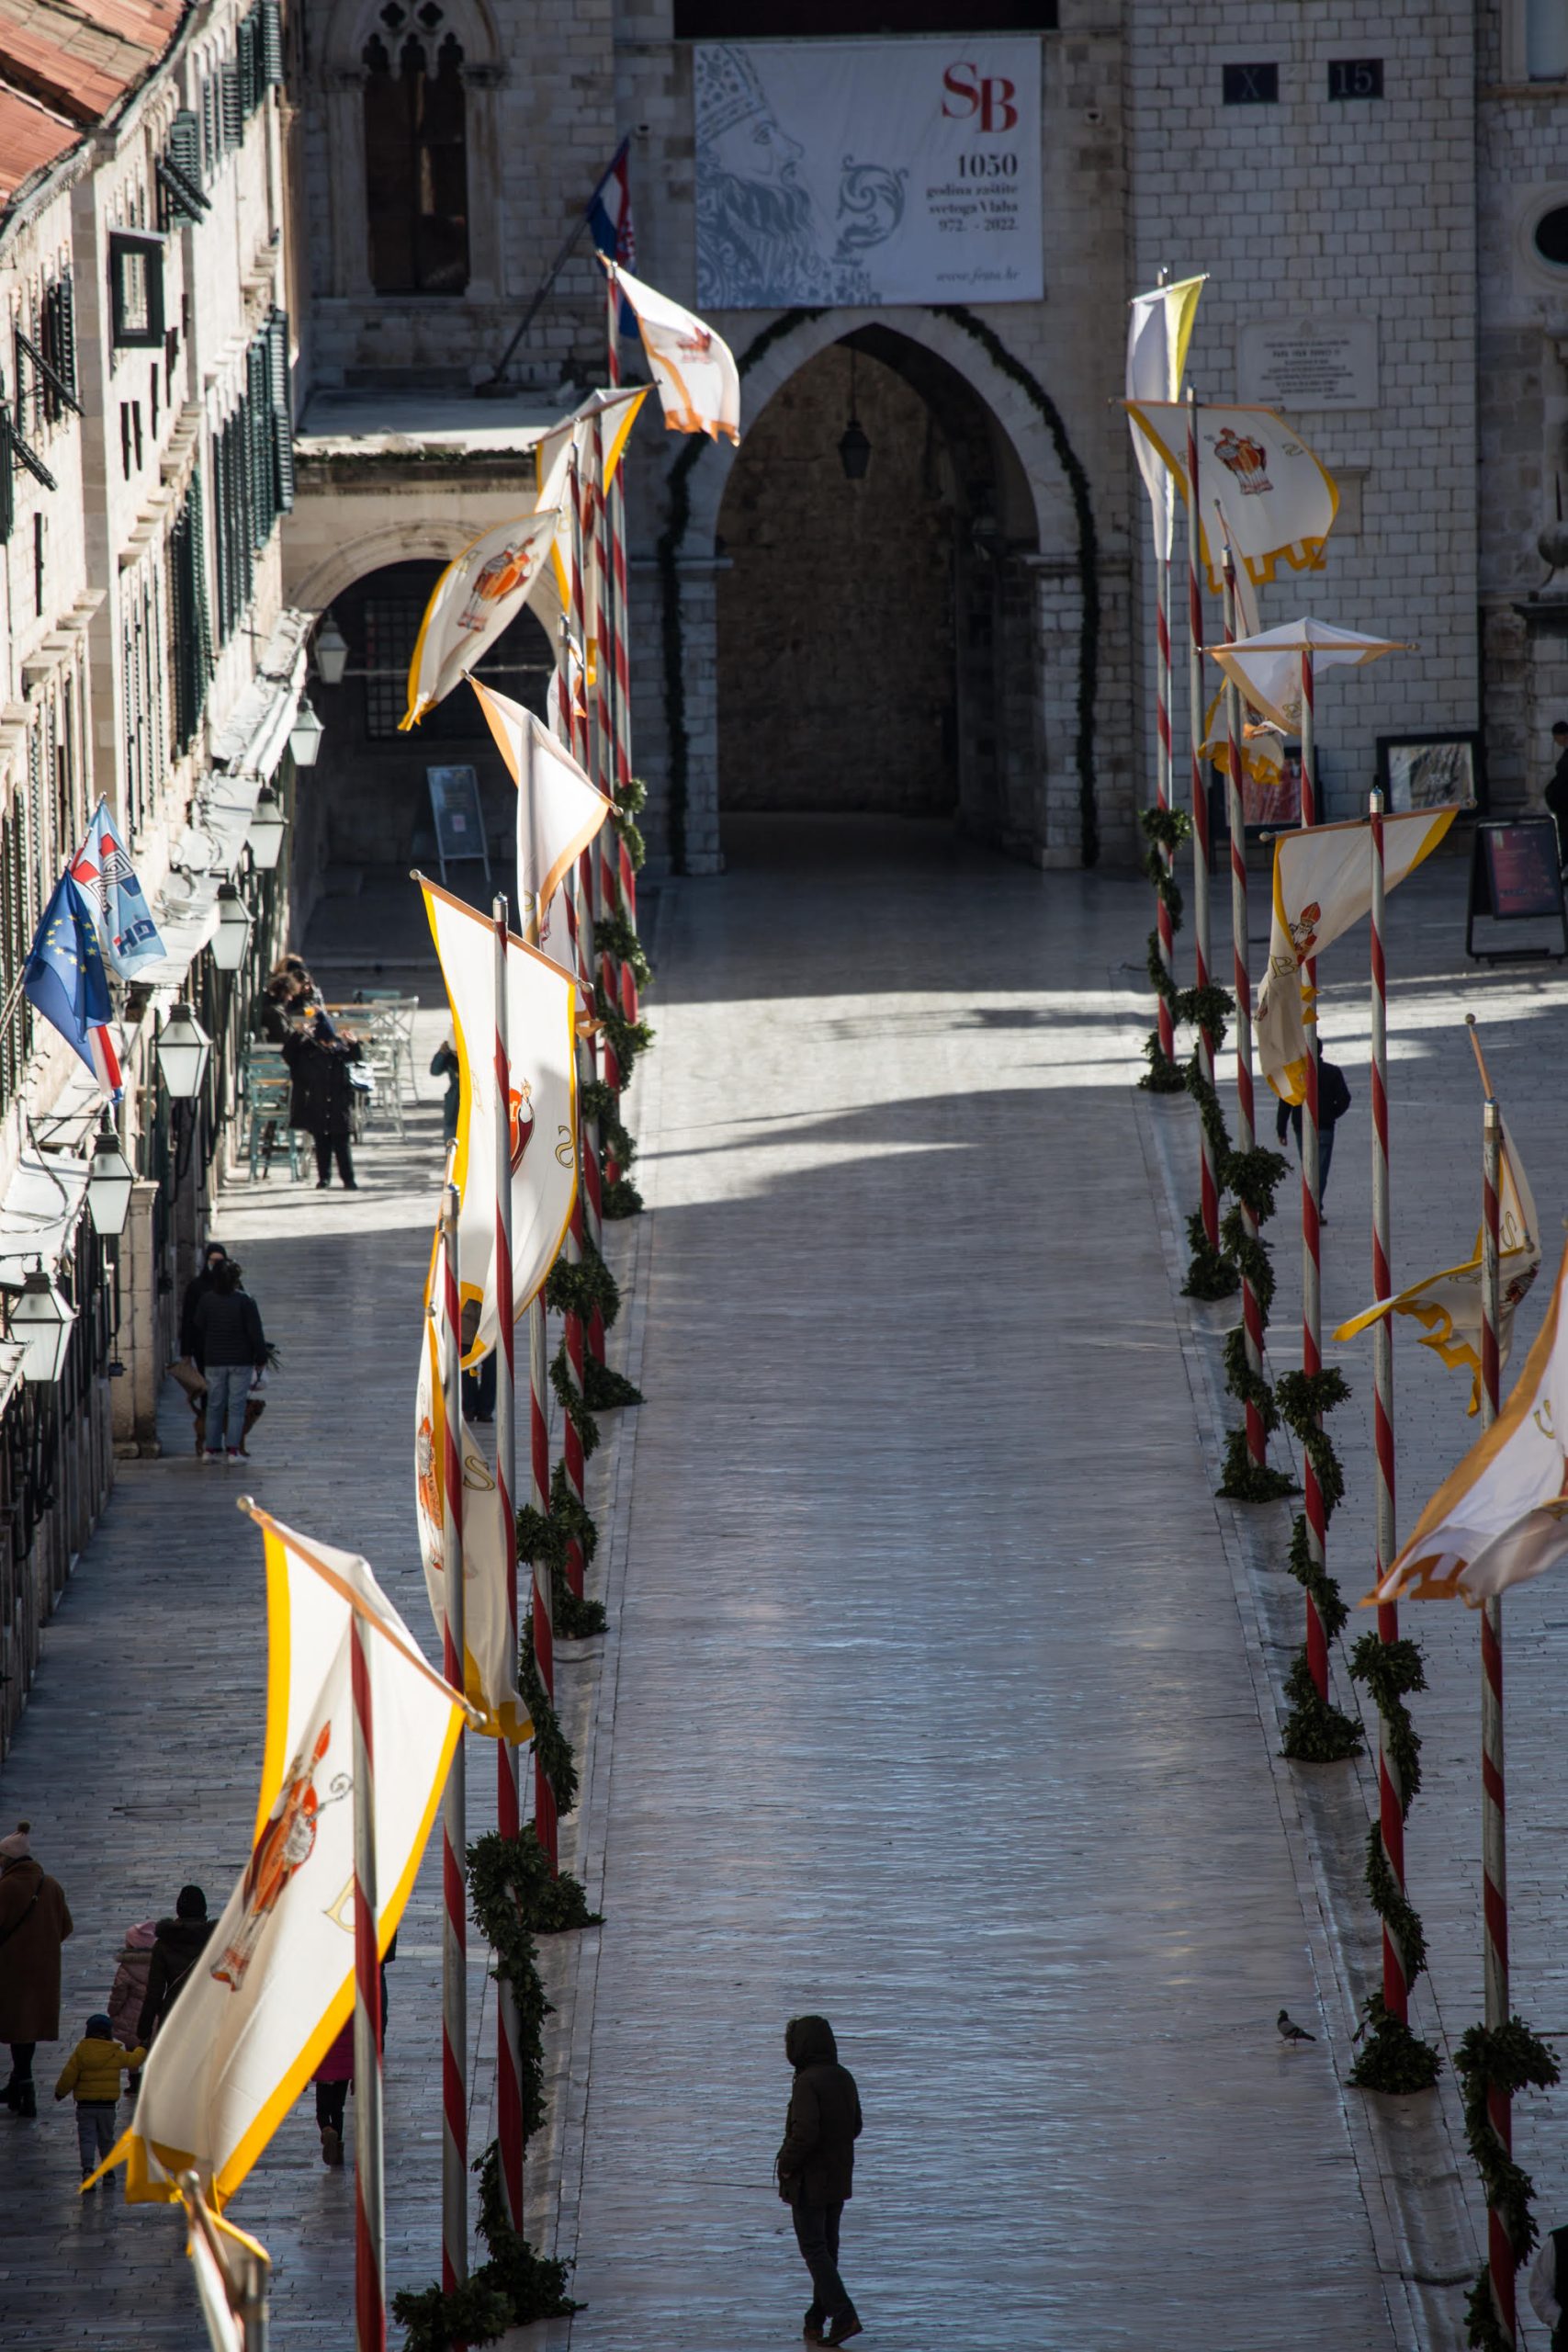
1277 2007 1316 2043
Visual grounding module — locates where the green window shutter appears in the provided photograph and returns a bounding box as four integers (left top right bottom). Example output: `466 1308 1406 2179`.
267 309 293 511
50 276 74 402
261 0 283 85
221 63 242 150
169 107 202 188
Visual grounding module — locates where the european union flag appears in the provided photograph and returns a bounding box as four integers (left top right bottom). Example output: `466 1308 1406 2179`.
24 872 116 1084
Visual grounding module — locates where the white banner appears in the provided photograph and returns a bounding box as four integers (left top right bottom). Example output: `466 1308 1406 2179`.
694 39 1042 311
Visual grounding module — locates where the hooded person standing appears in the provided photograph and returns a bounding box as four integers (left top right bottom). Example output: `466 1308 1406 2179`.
192 1262 268 1461
282 1012 363 1190
137 1886 214 2046
775 2015 864 2346
0 1822 73 2119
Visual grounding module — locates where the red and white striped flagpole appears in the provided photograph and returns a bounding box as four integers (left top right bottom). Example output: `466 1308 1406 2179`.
1155 545 1176 1064
1185 390 1219 1252
569 457 607 1369
529 1285 558 1873
491 896 525 2231
351 1605 386 2352
1221 546 1264 1468
1369 786 1410 2024
604 272 640 1021
1298 655 1330 1705
1477 1071 1516 2346
562 1195 589 1602
437 1180 468 2296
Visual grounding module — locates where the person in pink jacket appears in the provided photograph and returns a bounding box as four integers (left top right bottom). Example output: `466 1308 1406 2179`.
106 1918 157 2092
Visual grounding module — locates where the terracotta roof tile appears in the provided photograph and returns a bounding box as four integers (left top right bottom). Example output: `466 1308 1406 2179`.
0 0 186 217
0 79 75 203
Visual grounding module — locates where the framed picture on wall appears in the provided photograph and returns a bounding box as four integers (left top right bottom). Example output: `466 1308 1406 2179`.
1376 730 1484 815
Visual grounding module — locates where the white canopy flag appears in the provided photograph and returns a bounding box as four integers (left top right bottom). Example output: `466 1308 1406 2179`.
469 678 613 922
421 877 579 1356
533 385 649 635
1125 277 1204 560
1370 1238 1568 1606
1209 617 1407 734
602 256 740 444
1125 401 1339 594
1256 808 1458 1103
416 1224 527 1741
400 504 560 729
94 1510 464 2204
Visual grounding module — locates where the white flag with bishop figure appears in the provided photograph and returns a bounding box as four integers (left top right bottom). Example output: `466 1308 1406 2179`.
422 877 579 1357
469 678 613 922
602 257 739 444
415 1223 528 1741
401 505 560 729
1256 808 1458 1104
1369 1238 1568 1605
92 1510 464 2205
1124 400 1339 594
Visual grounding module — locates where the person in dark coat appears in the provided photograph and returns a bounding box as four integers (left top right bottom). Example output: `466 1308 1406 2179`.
193 1262 268 1459
137 1886 213 2046
0 1822 73 2119
430 1036 460 1149
282 1012 363 1189
178 1242 228 1362
775 2015 863 2346
1274 1038 1352 1222
1546 719 1568 862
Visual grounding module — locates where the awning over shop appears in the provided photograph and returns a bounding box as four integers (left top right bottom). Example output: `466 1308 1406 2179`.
0 1148 90 1289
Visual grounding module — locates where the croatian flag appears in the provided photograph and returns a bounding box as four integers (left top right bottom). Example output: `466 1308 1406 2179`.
24 872 123 1101
71 796 165 980
587 138 637 335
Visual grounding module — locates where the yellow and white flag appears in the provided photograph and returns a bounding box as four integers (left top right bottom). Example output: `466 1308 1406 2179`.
422 877 579 1354
533 386 649 645
1125 276 1204 560
1125 401 1338 594
1369 1238 1568 1605
469 678 613 921
400 505 560 729
603 258 739 444
94 1510 464 2205
1336 1116 1541 1416
416 1225 528 1741
1256 808 1458 1103
1209 616 1405 734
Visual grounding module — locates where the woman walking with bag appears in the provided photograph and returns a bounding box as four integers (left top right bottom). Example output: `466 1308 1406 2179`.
282 1012 364 1190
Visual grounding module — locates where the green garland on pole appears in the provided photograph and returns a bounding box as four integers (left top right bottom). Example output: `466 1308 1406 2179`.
1346 1624 1442 2087
392 1826 600 2349
517 1461 608 1640
598 776 654 1219
1273 1367 1364 1762
1455 2019 1561 2350
521 1614 579 1818
1137 806 1189 1094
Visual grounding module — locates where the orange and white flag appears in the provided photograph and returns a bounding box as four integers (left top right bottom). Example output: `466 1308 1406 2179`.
92 1509 464 2205
1369 1238 1568 1606
1125 401 1338 594
469 678 612 923
401 507 560 729
602 258 739 444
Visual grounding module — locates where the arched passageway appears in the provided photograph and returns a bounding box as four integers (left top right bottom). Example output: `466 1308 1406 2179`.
293 558 551 960
715 327 1041 840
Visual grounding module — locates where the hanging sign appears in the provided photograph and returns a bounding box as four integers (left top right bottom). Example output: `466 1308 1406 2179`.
694 38 1043 311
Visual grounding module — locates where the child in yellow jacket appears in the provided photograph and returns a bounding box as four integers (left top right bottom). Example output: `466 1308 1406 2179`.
55 2013 144 2183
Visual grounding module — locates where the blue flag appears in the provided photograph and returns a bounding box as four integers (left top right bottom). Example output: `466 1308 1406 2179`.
71 797 165 979
24 873 122 1097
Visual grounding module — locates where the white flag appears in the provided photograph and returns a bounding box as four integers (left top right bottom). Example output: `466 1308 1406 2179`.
1125 277 1204 560
96 1511 464 2205
421 877 579 1355
1209 616 1405 734
603 258 739 444
1370 1238 1568 1605
416 1225 528 1741
1255 809 1458 1103
469 678 613 920
400 506 560 729
1125 401 1338 594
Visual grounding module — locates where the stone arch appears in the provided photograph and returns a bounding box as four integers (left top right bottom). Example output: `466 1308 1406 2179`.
660 310 1097 873
287 516 478 616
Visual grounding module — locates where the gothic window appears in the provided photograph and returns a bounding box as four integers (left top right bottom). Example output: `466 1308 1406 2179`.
363 8 469 295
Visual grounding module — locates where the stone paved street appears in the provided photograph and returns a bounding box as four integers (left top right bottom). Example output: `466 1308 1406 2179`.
9 817 1561 2352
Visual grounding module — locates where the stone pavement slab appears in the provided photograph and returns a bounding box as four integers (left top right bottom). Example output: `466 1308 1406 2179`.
555 817 1397 2352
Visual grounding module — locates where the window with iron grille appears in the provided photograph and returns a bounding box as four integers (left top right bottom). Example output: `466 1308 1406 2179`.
108 231 165 348
169 476 212 756
359 589 548 739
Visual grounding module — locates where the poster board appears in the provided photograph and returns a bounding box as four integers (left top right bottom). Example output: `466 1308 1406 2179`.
1466 818 1567 962
427 766 491 889
1377 730 1484 816
694 38 1043 310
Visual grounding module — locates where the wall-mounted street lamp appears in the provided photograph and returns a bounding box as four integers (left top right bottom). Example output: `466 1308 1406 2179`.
248 783 288 870
288 696 325 768
156 1000 211 1100
211 882 254 973
313 615 349 687
838 346 871 482
11 1262 74 1385
86 1114 135 1238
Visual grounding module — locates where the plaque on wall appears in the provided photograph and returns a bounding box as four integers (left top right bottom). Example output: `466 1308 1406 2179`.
1236 317 1380 411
